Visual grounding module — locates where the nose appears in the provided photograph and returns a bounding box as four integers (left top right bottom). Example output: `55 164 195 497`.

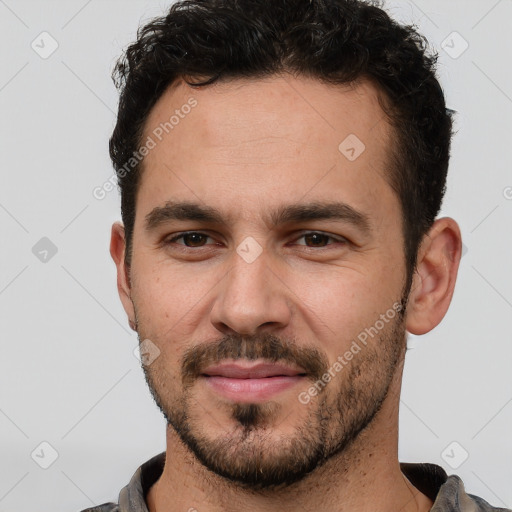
209 247 292 336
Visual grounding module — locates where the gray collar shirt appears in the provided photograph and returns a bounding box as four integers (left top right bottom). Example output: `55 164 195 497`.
80 452 511 512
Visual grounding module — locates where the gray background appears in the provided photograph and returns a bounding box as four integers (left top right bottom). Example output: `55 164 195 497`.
0 1 511 511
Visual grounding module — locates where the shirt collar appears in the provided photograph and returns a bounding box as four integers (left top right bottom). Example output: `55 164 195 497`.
116 452 504 512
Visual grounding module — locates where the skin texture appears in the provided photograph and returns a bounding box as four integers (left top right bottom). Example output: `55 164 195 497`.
110 74 462 512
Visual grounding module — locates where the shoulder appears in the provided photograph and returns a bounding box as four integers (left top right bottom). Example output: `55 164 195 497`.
434 474 511 512
400 462 510 512
79 503 119 512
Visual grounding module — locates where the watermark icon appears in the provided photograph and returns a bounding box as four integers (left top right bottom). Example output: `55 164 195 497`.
441 31 469 60
503 186 512 200
32 237 58 263
93 97 197 200
236 236 263 264
31 441 59 469
338 134 366 162
134 339 161 366
441 441 469 469
298 301 403 404
31 31 59 59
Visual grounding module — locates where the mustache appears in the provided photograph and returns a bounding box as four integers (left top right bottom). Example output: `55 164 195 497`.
181 332 329 387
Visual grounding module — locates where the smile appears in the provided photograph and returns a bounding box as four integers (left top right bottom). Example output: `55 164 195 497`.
201 362 307 402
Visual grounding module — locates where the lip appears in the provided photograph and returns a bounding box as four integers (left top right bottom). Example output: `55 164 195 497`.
202 362 306 379
201 361 307 403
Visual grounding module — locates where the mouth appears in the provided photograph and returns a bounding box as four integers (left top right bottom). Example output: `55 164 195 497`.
200 361 308 403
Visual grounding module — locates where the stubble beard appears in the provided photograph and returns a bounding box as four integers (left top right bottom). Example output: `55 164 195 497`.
138 306 406 491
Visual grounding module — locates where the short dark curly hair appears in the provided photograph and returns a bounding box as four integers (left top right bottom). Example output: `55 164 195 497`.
110 0 453 289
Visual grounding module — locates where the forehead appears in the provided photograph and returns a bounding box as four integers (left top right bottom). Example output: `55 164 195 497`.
143 74 390 153
137 74 397 225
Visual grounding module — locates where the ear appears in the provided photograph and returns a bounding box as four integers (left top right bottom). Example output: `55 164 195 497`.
110 222 137 331
405 217 462 335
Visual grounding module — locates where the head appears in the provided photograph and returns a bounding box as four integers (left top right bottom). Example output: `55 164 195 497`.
109 0 461 491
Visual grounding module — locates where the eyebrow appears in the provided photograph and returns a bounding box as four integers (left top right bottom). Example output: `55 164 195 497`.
144 200 371 234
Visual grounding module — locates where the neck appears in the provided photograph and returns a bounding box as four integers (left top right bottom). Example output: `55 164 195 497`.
147 363 433 512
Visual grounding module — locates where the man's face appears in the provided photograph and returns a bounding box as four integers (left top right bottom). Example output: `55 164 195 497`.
126 75 409 489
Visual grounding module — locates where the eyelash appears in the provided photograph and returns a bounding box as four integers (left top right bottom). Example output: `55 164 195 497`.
164 231 348 249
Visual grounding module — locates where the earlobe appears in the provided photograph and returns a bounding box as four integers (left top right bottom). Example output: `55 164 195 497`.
405 217 462 335
110 222 137 331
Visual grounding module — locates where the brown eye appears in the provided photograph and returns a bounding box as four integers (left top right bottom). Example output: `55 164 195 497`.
294 232 346 248
303 233 330 247
166 232 212 247
182 233 208 247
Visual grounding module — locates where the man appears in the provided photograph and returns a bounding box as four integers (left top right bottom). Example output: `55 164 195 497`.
86 0 510 511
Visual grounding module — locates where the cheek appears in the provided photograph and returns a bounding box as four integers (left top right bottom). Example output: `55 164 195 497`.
131 258 215 339
290 263 403 352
